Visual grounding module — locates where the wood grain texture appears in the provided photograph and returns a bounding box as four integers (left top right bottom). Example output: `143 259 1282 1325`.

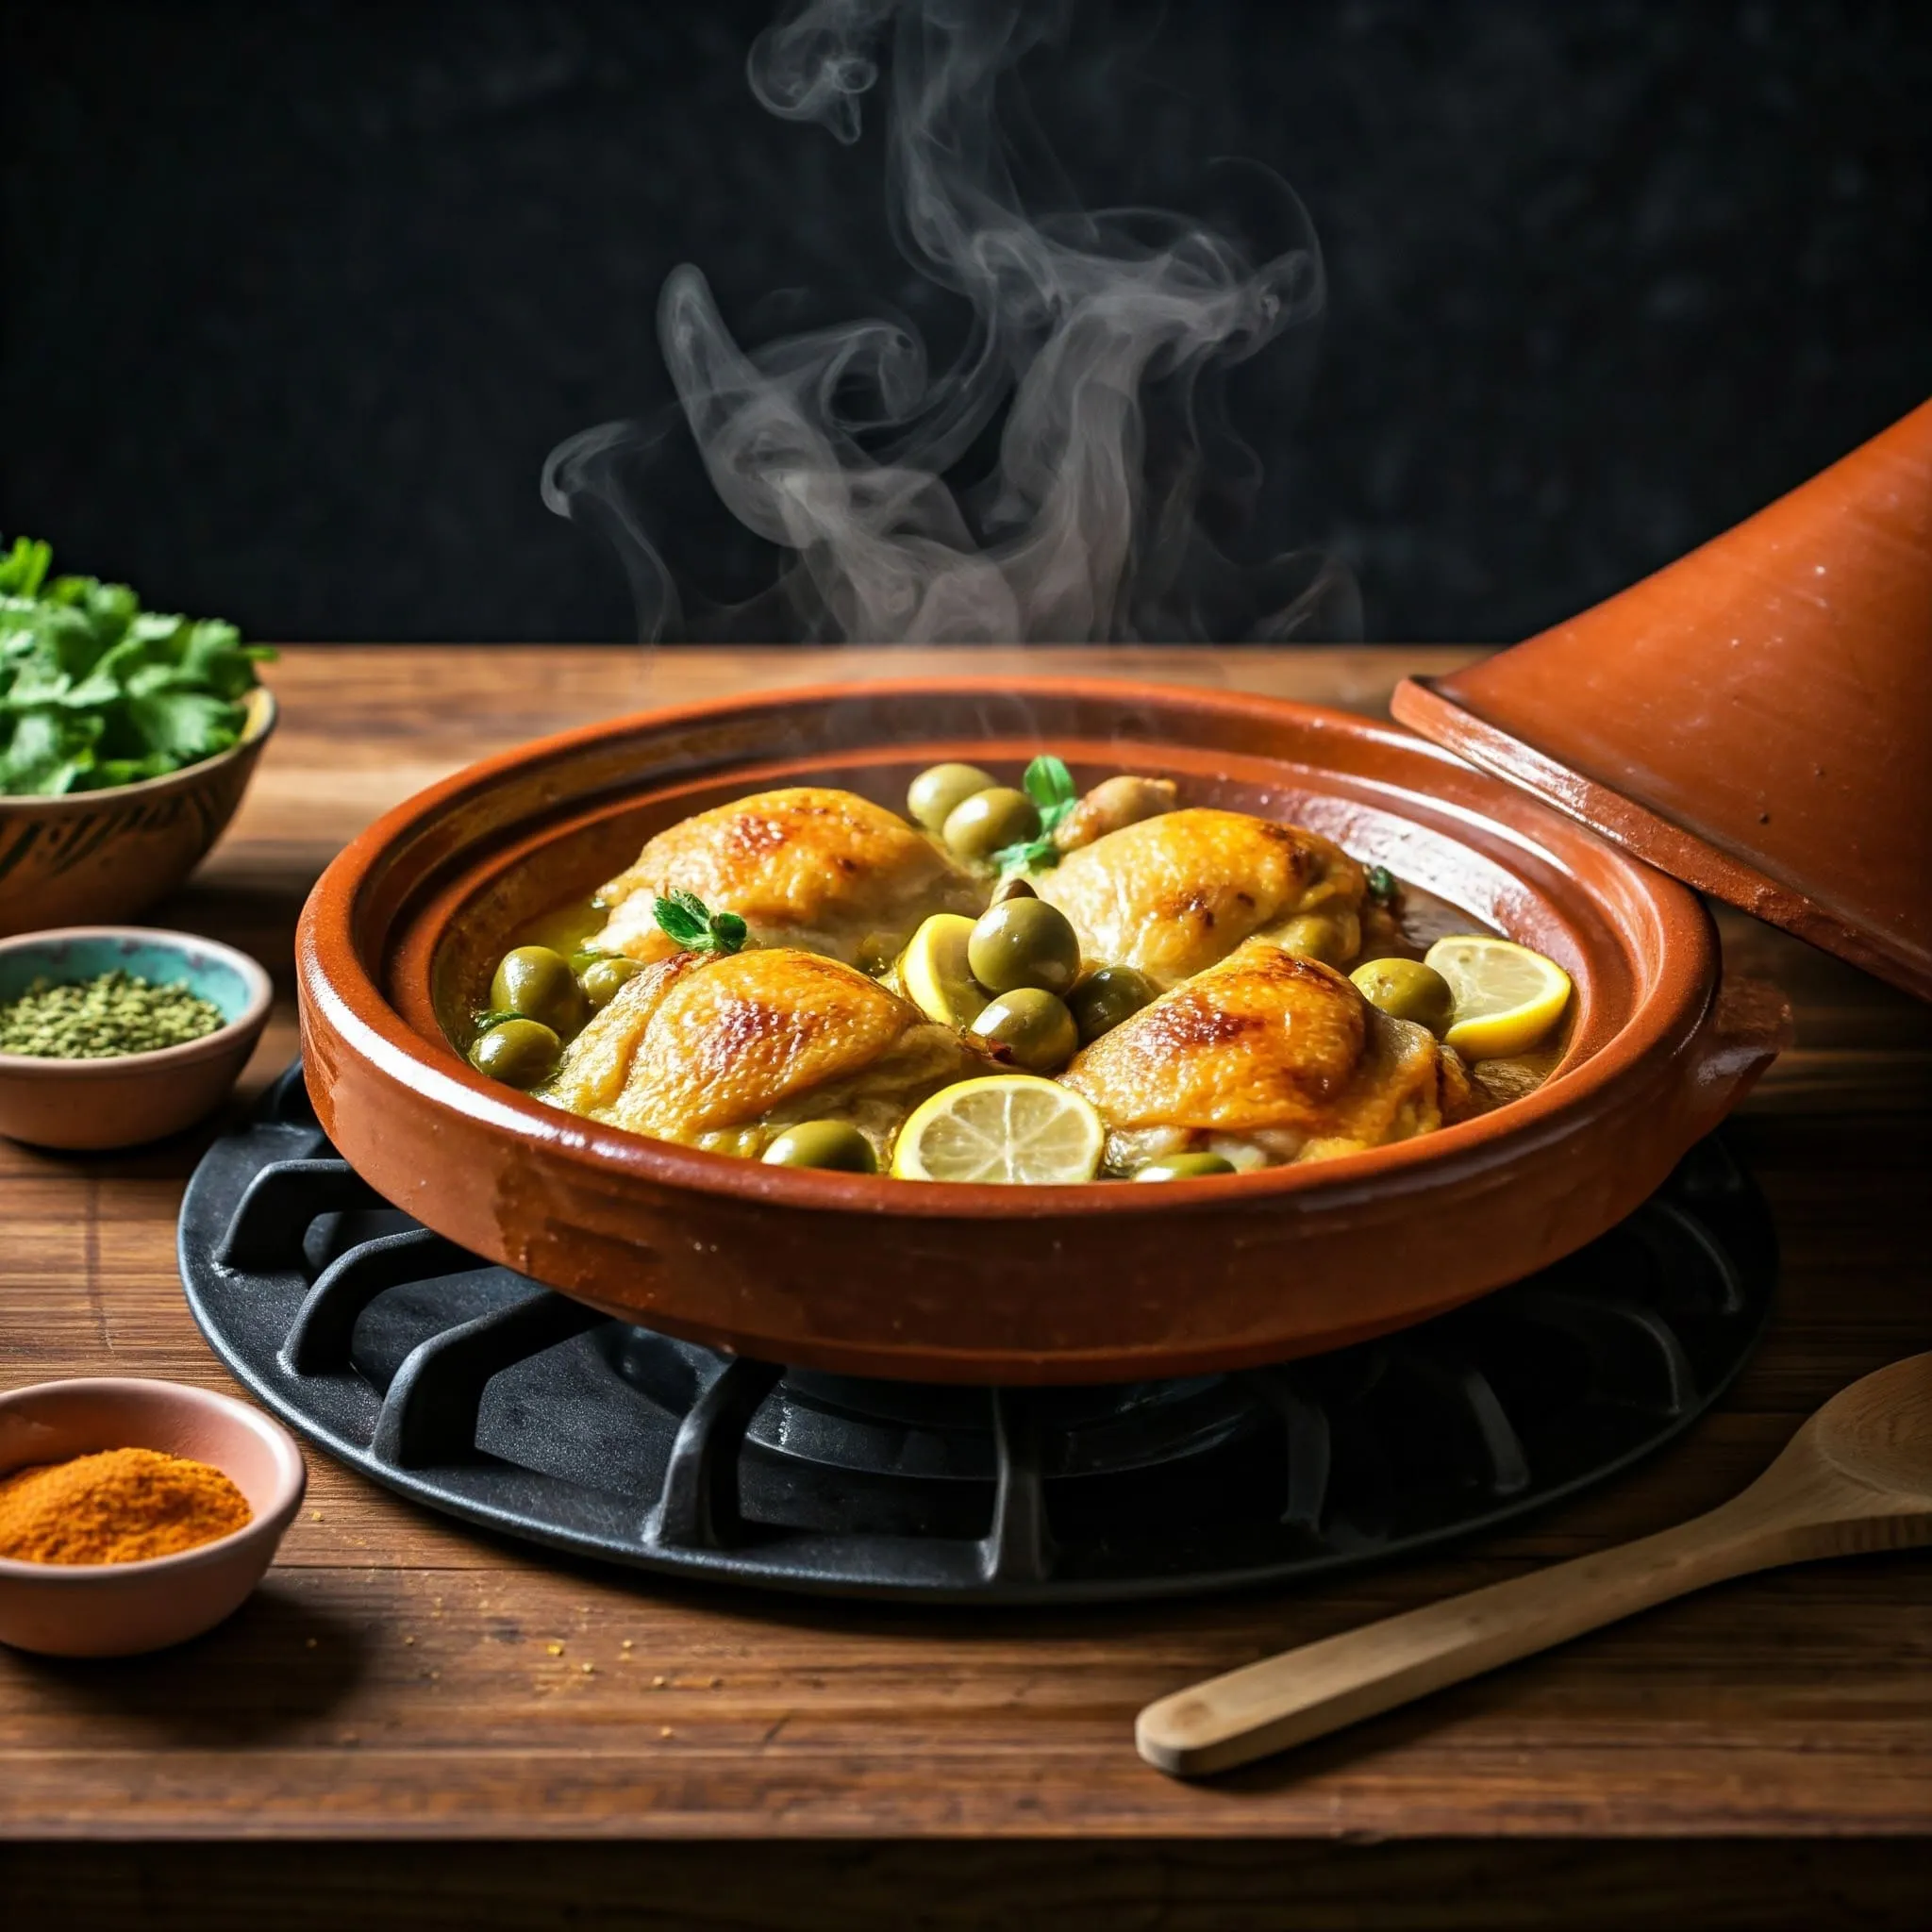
0 647 1929 1860
1141 1356 1932 1774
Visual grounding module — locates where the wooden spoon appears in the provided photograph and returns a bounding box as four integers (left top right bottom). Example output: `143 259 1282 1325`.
1138 1353 1932 1778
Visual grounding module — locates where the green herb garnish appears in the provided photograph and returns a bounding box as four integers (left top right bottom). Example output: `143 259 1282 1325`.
0 970 225 1058
1366 865 1397 905
992 755 1081 877
652 890 749 956
470 1008 527 1038
0 532 275 797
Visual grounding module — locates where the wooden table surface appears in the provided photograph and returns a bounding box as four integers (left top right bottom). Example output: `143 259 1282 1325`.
4 647 1930 1928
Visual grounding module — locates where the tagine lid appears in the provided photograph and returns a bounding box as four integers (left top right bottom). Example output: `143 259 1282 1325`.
1392 397 1932 1002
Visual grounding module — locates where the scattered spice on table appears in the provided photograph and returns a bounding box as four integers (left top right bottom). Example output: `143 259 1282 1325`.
0 1446 251 1565
0 970 225 1058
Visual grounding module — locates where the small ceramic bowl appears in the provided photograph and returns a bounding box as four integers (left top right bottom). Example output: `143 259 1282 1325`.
0 686 276 941
0 1377 306 1657
0 927 273 1150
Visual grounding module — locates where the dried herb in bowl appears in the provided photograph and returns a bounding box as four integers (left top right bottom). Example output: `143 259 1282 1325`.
0 533 275 797
0 971 225 1058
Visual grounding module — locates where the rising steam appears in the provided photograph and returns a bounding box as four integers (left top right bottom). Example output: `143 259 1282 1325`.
543 0 1357 642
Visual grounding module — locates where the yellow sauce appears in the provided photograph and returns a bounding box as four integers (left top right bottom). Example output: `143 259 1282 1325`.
491 846 1564 1152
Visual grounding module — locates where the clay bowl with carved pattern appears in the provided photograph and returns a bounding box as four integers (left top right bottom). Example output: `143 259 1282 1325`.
294 677 1787 1387
0 688 277 940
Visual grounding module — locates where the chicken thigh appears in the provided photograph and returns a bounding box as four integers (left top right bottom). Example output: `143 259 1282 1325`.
542 945 978 1159
1036 807 1368 989
590 787 984 967
1060 937 1474 1172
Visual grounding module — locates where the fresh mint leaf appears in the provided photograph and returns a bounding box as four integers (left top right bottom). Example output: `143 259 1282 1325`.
997 756 1081 876
1023 754 1076 819
652 890 748 956
653 891 711 948
1366 865 1397 905
993 831 1059 878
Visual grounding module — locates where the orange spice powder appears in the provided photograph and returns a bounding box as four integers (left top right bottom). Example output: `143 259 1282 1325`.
0 1447 251 1566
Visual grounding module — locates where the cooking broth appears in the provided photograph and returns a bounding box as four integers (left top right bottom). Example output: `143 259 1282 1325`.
471 773 1568 1174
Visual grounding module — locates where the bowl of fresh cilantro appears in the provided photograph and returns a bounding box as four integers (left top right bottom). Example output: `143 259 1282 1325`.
0 535 277 937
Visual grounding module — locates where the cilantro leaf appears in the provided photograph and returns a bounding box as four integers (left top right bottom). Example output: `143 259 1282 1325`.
125 689 242 764
0 708 103 796
0 534 269 797
0 537 52 600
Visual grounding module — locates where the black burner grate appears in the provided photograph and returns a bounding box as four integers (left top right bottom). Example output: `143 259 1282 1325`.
178 1065 1775 1603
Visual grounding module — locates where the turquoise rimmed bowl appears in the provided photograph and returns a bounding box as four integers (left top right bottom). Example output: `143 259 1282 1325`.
0 927 273 1150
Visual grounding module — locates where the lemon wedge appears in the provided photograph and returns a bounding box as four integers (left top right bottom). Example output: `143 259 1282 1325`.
899 913 989 1028
891 1075 1105 1184
1423 935 1573 1060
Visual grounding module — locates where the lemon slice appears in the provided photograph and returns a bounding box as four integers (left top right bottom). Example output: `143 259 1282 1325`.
899 913 988 1027
1424 935 1573 1060
891 1075 1105 1184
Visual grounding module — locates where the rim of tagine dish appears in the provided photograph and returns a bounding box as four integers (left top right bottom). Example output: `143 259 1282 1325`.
295 676 1787 1385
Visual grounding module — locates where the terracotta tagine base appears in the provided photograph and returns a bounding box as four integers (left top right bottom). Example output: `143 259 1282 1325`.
297 679 1785 1386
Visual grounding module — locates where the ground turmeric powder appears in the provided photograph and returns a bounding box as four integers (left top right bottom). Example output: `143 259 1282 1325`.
0 1447 251 1565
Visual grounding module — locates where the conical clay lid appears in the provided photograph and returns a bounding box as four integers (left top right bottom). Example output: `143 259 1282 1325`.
1393 398 1932 1000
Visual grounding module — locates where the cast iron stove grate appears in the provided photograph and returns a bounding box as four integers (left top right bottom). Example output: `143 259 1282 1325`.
179 1065 1776 1604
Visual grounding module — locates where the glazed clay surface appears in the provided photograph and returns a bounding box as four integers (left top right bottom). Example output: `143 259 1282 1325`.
1395 398 1932 1000
298 679 1784 1383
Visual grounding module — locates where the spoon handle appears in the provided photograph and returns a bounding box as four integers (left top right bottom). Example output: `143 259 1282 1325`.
1137 1504 1801 1778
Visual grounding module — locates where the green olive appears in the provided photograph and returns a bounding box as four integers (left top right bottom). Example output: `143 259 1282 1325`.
853 931 900 977
1275 910 1357 967
491 945 587 1038
761 1120 878 1173
990 874 1038 905
469 1018 561 1088
942 786 1040 864
1068 964 1159 1043
967 898 1081 997
1350 958 1455 1034
1133 1151 1238 1182
968 987 1078 1073
908 762 997 834
578 956 642 1012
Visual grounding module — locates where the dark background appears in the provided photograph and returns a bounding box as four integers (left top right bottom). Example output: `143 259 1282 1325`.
3 0 1927 643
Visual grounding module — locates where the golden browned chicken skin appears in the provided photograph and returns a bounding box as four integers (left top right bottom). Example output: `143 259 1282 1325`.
589 787 985 967
1061 938 1474 1172
1036 807 1368 989
543 945 979 1159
